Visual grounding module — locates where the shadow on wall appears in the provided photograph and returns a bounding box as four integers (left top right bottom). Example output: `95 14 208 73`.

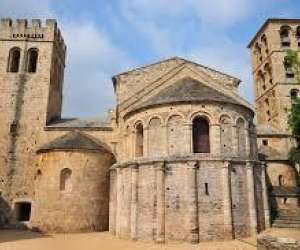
265 173 279 220
0 196 50 243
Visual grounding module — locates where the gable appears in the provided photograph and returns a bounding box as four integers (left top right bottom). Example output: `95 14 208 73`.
113 57 241 107
118 64 253 117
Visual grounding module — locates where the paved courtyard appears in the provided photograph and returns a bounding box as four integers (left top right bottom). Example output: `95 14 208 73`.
0 228 299 250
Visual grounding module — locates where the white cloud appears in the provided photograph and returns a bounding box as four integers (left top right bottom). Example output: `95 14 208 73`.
0 0 54 18
61 21 133 117
121 0 256 26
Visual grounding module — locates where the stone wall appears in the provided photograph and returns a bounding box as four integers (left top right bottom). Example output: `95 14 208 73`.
31 150 115 232
110 158 266 243
257 236 300 250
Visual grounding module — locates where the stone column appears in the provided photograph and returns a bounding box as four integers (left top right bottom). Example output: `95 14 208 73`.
116 168 122 237
130 164 139 240
162 125 168 156
132 130 136 159
245 127 251 157
222 161 233 239
210 124 221 155
246 162 258 235
261 162 271 229
144 126 149 157
186 161 199 244
156 162 165 243
232 125 238 156
184 122 193 154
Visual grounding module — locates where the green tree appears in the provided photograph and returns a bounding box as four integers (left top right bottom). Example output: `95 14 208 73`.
286 50 300 165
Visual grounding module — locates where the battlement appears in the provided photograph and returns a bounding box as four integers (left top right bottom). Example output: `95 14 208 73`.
0 18 66 54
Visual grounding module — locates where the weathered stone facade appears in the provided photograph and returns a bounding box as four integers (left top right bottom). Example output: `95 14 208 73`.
0 17 278 243
248 18 300 223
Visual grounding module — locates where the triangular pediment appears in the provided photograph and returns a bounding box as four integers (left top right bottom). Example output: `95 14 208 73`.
115 57 242 109
119 64 253 116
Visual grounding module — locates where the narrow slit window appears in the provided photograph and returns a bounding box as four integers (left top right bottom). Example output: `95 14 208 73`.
205 183 209 195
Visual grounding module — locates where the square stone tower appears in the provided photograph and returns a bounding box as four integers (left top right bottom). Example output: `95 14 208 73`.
0 19 66 217
248 19 300 221
248 18 300 133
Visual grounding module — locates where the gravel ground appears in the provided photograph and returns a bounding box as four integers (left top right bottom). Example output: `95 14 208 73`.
0 230 257 250
2 228 298 250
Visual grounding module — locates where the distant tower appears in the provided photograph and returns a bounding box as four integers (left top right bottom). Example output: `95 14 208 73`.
248 19 300 222
0 19 66 212
248 18 300 133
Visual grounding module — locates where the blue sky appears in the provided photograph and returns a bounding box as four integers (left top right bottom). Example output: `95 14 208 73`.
1 0 300 118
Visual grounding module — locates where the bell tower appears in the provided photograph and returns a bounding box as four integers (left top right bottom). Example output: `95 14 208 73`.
0 19 66 210
248 18 300 133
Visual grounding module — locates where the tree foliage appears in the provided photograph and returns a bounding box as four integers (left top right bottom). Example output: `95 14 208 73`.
286 50 300 164
285 49 300 82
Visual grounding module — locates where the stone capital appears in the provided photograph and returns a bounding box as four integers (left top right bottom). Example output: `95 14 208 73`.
187 161 198 169
130 163 139 170
155 161 165 171
222 161 230 169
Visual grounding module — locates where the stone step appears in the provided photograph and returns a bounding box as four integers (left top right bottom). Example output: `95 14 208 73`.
274 217 300 223
273 219 300 225
272 223 300 229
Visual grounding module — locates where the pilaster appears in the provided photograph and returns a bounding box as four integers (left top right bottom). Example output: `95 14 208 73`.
222 161 233 239
155 162 165 243
130 164 139 240
261 162 271 229
246 162 258 235
186 161 199 244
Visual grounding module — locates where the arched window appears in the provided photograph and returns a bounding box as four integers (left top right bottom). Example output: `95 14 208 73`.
193 117 210 153
148 117 162 156
261 34 268 54
264 63 273 85
26 48 38 73
60 168 72 192
236 118 246 156
135 123 143 157
255 43 262 63
284 56 294 79
280 25 291 47
7 47 21 73
220 115 232 155
278 175 284 186
257 70 265 92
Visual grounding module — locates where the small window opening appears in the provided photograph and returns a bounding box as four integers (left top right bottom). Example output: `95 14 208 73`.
265 98 269 106
8 48 21 73
278 175 284 186
280 26 291 47
284 56 294 79
283 197 288 204
15 202 31 222
10 122 17 134
204 183 209 195
60 168 72 192
262 140 268 146
26 48 38 73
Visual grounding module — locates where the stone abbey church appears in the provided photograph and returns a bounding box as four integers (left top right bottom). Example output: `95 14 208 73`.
0 17 299 243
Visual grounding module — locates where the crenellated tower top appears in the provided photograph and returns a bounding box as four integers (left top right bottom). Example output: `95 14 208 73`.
0 18 66 59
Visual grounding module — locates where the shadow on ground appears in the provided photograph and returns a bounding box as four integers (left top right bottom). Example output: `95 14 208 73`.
0 230 51 244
